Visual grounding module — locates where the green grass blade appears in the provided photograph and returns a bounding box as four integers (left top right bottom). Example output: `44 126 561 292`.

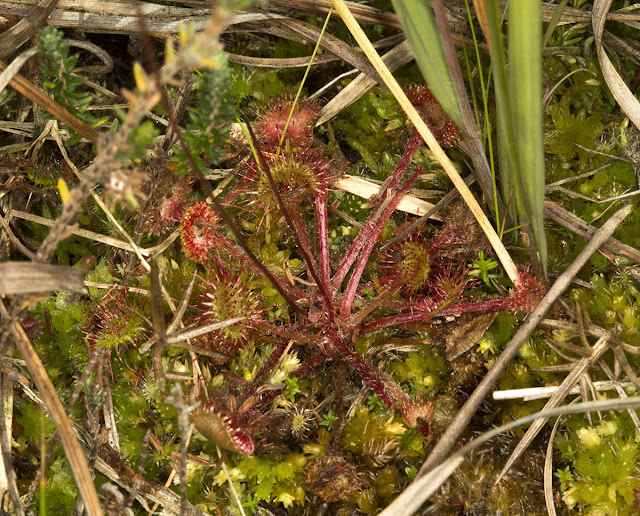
509 0 547 274
391 0 463 128
485 0 516 222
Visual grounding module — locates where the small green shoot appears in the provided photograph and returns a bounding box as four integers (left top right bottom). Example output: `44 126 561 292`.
563 445 578 461
284 377 302 403
468 251 499 287
555 466 574 491
319 410 339 431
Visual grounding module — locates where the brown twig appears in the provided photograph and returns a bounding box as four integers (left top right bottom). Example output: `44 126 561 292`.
0 59 99 144
0 0 59 59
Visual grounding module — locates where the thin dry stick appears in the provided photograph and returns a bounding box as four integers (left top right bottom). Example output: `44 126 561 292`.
23 349 103 510
166 385 197 515
334 175 438 218
218 446 247 516
418 203 633 476
0 59 99 143
383 174 476 248
331 0 520 286
10 209 179 257
599 359 640 433
544 409 568 516
149 258 166 386
0 0 58 59
493 379 635 401
545 203 640 263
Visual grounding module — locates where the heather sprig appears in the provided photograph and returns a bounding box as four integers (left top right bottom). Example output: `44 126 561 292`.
38 26 107 143
172 55 236 176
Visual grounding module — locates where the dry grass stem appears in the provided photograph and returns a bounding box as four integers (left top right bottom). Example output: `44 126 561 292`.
380 396 640 516
495 333 611 483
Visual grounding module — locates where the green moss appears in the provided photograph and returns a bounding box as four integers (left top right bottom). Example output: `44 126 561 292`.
390 347 447 395
556 415 640 515
42 456 78 513
342 407 409 466
218 453 307 510
333 86 408 180
573 272 640 346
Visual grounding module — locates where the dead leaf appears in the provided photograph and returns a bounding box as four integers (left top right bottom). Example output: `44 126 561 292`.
443 312 497 361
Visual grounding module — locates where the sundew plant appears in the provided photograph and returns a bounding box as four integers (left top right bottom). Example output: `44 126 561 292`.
1 1 640 515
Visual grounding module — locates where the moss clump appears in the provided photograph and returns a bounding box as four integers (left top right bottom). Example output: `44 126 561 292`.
428 433 547 515
573 272 640 347
556 416 640 515
213 453 307 510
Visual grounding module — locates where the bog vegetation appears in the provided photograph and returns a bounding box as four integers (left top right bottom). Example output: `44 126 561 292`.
0 1 639 515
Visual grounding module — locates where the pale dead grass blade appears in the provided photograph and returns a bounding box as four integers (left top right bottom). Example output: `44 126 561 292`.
0 0 59 59
544 407 565 516
493 379 635 401
0 47 39 97
0 302 104 516
334 175 441 220
316 40 413 126
1 0 638 38
229 33 404 69
598 360 640 434
9 209 154 255
266 17 381 81
166 318 247 345
543 68 597 110
332 0 520 285
269 0 401 27
0 352 18 513
593 0 640 131
544 203 640 263
150 258 166 384
166 275 196 336
0 210 36 260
